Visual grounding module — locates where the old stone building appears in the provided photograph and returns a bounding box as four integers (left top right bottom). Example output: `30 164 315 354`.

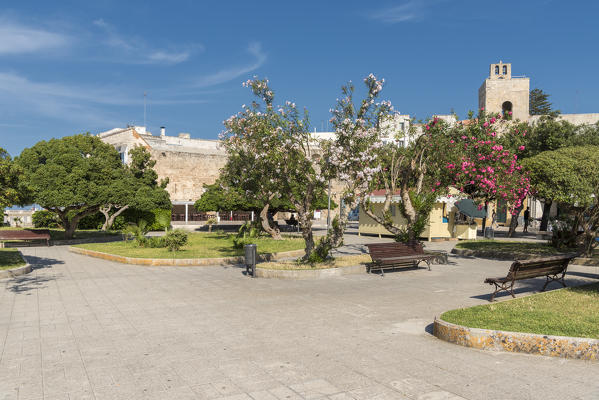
98 126 228 221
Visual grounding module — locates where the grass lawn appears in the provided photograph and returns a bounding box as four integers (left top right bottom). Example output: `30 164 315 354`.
75 233 305 259
0 227 119 240
441 283 599 339
455 240 575 258
0 248 26 270
258 254 371 270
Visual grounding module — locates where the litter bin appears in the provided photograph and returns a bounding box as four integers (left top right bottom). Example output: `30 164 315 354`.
244 244 257 277
484 227 494 239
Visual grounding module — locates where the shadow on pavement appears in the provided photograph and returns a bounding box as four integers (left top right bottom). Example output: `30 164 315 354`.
470 277 593 301
7 275 57 294
23 255 65 271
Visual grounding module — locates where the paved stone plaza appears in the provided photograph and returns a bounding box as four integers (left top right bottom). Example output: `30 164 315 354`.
1 244 598 400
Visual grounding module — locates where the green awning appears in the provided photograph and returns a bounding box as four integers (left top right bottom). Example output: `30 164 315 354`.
455 199 487 219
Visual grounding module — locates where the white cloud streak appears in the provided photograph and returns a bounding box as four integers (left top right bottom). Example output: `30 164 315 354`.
194 42 266 87
370 1 439 23
0 19 69 54
93 18 195 65
0 72 206 126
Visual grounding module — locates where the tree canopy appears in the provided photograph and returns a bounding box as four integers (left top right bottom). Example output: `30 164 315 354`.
523 146 599 255
18 134 128 238
529 88 558 116
99 146 171 230
0 147 23 210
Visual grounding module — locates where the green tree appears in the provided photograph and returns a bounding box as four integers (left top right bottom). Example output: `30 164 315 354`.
0 147 24 210
523 146 599 256
529 88 559 116
18 134 128 238
99 146 170 231
221 78 328 261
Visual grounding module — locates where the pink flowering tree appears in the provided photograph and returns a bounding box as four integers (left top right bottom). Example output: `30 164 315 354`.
432 110 531 234
319 74 447 244
220 78 326 260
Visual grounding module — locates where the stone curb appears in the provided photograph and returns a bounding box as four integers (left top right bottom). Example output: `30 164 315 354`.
433 317 599 361
0 250 32 279
68 246 305 266
255 264 367 279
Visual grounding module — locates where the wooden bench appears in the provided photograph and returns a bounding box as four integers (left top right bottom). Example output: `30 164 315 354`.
484 254 577 301
0 229 51 247
366 241 437 276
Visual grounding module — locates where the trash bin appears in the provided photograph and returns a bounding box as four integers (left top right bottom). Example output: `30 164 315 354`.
484 227 494 239
244 244 257 277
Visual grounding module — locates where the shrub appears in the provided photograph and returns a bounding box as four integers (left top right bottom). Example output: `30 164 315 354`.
164 229 188 251
32 210 59 228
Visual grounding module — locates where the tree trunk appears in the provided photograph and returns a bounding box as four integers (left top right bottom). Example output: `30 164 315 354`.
481 202 488 236
540 200 552 231
259 203 281 240
360 195 403 237
100 205 130 231
507 204 523 238
208 224 212 233
297 211 314 261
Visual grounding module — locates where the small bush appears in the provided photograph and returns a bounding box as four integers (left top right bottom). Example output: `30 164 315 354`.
164 229 188 251
32 210 59 228
233 236 257 249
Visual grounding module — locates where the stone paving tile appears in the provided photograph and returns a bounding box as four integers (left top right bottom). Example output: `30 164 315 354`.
0 245 598 400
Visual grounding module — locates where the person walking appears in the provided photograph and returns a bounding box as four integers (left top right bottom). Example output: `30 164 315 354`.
491 210 497 229
523 207 530 233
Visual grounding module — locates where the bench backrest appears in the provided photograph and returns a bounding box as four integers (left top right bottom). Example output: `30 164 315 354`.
508 255 574 281
366 241 424 260
0 229 50 240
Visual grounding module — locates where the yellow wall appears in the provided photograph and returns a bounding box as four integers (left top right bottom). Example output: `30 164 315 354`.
358 202 465 240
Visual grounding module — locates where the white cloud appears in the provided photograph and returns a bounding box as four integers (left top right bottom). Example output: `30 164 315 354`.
194 42 267 88
0 20 69 54
370 1 439 23
93 18 194 65
0 72 205 125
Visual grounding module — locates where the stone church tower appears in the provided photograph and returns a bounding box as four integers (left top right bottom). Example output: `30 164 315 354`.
478 62 530 121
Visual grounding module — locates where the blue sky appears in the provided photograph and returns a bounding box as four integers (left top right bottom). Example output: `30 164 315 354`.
1 0 598 156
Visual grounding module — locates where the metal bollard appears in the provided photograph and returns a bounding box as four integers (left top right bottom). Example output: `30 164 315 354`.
244 244 257 277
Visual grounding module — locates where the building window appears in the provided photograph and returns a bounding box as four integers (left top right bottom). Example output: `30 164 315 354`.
495 65 499 75
502 65 507 75
390 205 396 216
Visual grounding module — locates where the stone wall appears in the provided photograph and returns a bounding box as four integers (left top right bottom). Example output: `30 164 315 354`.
151 149 228 202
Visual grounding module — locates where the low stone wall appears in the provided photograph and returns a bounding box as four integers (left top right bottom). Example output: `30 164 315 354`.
256 264 367 279
433 317 599 361
69 246 305 266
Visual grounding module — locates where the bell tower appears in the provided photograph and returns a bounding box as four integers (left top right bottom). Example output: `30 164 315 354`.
478 61 530 121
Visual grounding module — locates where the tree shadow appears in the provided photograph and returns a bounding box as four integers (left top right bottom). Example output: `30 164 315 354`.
471 276 594 301
7 275 58 294
22 255 64 271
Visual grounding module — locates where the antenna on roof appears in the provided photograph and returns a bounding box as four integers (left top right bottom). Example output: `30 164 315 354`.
143 92 147 128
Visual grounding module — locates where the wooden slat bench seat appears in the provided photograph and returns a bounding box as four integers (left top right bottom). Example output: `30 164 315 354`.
484 254 577 301
0 229 50 247
366 241 436 276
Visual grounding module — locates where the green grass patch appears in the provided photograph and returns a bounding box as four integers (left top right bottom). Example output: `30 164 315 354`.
258 254 371 270
441 283 599 339
0 248 26 270
455 240 574 257
75 233 305 259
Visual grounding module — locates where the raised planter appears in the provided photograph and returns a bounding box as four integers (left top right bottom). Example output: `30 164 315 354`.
255 264 367 279
69 246 305 266
451 248 560 261
0 250 31 279
433 317 599 361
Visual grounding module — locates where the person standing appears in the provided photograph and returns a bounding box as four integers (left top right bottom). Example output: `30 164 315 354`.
523 207 530 233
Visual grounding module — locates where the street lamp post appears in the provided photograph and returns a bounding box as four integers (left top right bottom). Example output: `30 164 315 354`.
327 177 331 231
